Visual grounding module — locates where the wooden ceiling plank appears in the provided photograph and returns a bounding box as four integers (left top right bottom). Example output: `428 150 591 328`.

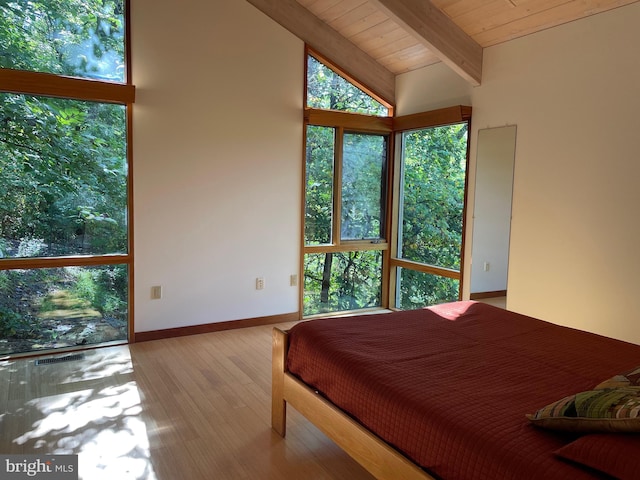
340 11 389 38
318 0 370 23
429 0 465 14
330 3 380 31
306 0 345 17
434 0 514 20
352 30 417 66
380 57 438 74
350 19 406 46
473 0 639 46
369 0 483 85
381 44 441 63
454 0 570 37
365 33 424 59
378 46 441 73
245 0 395 103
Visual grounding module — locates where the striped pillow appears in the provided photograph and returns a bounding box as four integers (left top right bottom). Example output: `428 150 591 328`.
595 365 640 389
527 387 640 433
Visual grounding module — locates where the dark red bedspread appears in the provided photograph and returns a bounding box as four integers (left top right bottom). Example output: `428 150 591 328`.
286 301 640 480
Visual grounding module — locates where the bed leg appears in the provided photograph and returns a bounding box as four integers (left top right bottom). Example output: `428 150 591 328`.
272 327 288 436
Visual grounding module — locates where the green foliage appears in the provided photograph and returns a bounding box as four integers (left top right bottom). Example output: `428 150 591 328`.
305 126 334 245
0 1 127 258
0 308 30 338
303 120 468 313
0 1 129 352
304 55 469 315
341 133 386 240
72 269 98 305
69 265 127 317
395 124 468 307
397 269 460 310
304 251 382 316
93 266 127 317
303 126 388 314
306 56 388 116
0 93 128 257
0 270 40 339
0 0 125 81
400 123 468 270
0 265 127 354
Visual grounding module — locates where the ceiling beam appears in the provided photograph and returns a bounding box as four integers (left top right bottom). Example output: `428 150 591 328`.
370 0 483 85
245 0 396 104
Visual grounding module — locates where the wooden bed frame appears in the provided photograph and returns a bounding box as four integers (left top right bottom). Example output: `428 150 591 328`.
271 327 435 480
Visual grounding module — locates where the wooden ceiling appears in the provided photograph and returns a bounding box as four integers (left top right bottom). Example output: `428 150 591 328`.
246 0 639 103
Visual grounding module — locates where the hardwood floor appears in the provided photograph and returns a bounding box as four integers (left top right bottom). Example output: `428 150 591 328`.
0 322 374 480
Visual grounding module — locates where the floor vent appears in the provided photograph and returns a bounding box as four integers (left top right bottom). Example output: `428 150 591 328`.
35 353 85 366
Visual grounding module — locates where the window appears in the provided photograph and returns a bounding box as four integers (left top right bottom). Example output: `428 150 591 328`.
302 50 471 316
0 0 133 356
303 127 389 315
303 50 392 316
306 55 389 116
391 122 470 309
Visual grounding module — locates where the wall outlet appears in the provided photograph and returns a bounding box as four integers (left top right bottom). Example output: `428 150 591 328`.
256 277 265 290
151 285 162 299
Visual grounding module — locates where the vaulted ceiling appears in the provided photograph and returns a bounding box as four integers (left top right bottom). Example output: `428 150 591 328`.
246 0 639 103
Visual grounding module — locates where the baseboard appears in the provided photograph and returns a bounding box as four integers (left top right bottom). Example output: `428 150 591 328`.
470 290 507 300
134 312 300 343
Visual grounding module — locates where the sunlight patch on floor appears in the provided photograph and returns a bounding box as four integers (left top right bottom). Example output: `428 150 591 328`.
5 347 158 480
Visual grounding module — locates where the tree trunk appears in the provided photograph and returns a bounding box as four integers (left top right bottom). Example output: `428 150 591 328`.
320 252 333 304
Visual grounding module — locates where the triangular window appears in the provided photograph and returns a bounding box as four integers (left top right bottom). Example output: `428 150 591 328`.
306 54 390 117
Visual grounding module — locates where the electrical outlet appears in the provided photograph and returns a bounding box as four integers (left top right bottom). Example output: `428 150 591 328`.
256 277 265 290
151 285 162 299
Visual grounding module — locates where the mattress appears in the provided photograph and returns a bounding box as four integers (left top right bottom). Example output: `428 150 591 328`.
286 301 640 479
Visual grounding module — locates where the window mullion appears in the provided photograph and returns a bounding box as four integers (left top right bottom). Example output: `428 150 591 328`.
0 69 135 104
333 127 344 246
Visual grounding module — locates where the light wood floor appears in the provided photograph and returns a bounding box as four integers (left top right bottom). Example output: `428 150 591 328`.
0 322 374 480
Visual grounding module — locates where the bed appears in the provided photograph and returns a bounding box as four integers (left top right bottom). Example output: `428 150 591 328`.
272 301 640 480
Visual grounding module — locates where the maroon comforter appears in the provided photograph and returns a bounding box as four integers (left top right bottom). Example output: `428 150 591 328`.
286 301 640 479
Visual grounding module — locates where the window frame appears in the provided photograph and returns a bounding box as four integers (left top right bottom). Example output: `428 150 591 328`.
302 49 394 314
0 0 136 343
388 108 472 308
302 118 393 313
302 47 472 315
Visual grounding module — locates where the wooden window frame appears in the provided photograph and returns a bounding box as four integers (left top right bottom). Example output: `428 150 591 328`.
0 0 136 343
388 108 472 308
302 47 472 315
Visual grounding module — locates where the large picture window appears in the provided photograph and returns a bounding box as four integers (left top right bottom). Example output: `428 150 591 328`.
303 126 389 315
392 122 470 309
302 49 470 317
303 50 392 316
0 0 133 356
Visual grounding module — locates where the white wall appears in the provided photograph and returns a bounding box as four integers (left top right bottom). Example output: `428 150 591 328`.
396 62 472 115
398 3 640 344
131 0 303 332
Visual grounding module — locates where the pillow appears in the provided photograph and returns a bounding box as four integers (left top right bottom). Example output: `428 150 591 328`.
595 365 640 389
527 387 640 433
555 434 640 480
